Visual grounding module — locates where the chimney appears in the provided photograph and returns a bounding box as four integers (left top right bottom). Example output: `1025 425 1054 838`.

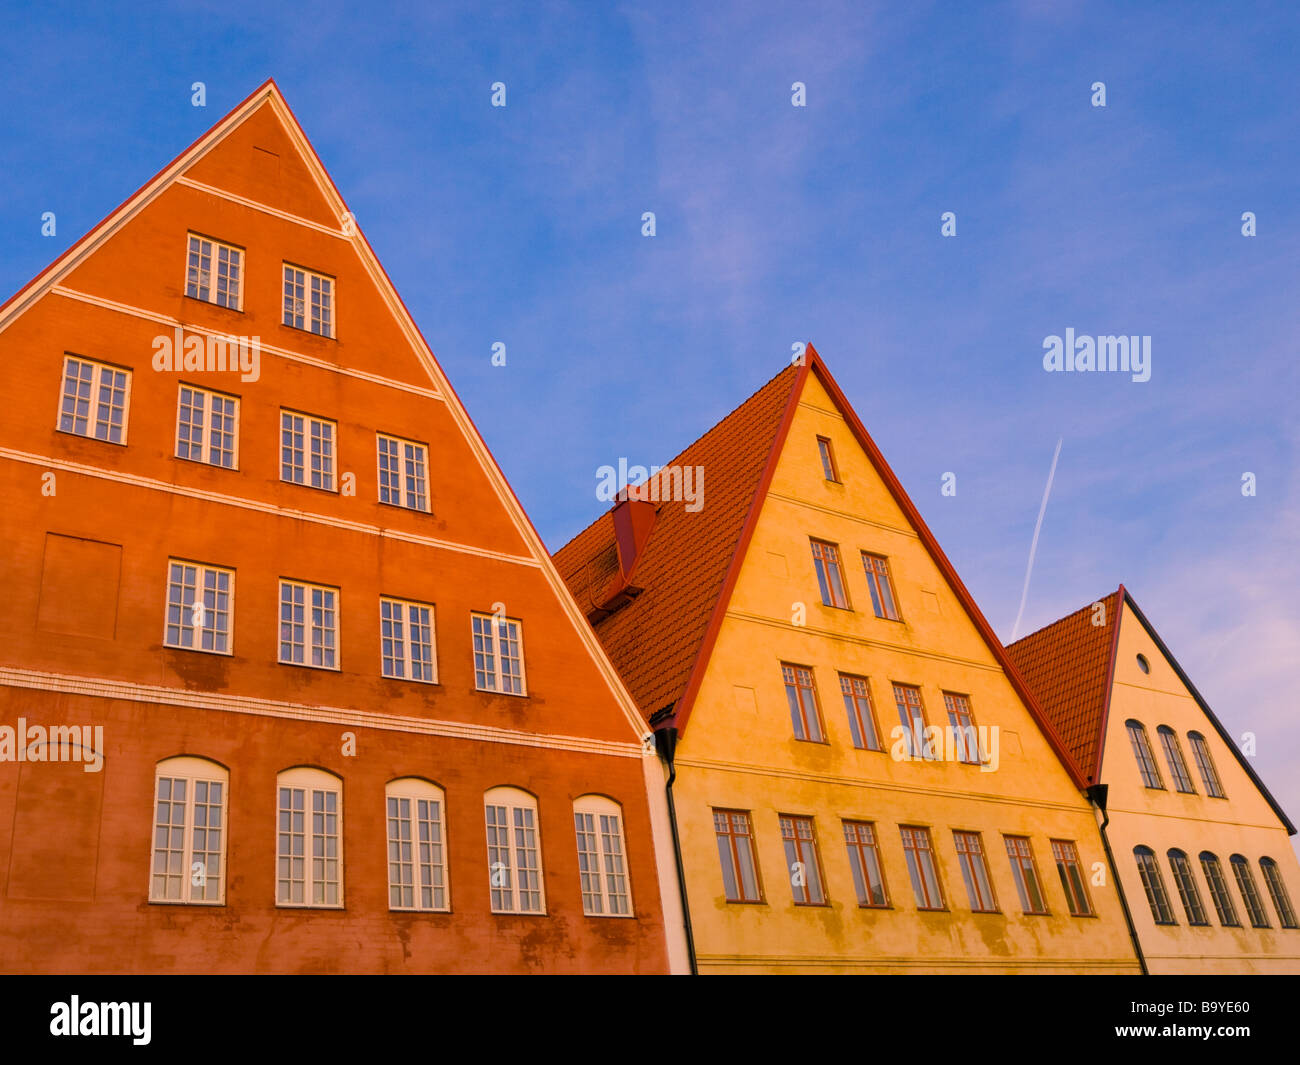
612 492 657 579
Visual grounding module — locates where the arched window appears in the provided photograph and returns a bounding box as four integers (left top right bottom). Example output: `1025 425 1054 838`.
1230 855 1270 928
385 778 448 912
484 787 544 914
151 756 228 905
276 767 342 908
1166 849 1207 926
573 795 632 916
1199 851 1240 927
1187 732 1226 798
1259 858 1299 929
1133 845 1175 924
1156 727 1195 793
1125 721 1164 790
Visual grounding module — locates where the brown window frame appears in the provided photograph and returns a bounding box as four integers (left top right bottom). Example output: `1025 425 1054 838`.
816 436 840 483
1005 835 1050 915
942 691 982 765
779 814 828 906
953 830 999 913
810 538 851 610
781 663 826 744
1051 839 1096 917
900 825 946 911
713 809 764 904
838 673 882 752
861 552 901 621
843 820 890 908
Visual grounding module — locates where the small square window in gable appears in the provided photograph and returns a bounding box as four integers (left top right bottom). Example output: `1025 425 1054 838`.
36 533 122 640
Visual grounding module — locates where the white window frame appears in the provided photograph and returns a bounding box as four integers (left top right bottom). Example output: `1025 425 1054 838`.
484 786 545 914
280 409 337 491
279 579 340 670
149 756 229 905
376 432 430 512
176 383 240 468
283 263 335 338
573 795 633 917
276 767 343 908
186 233 244 310
164 559 235 655
57 355 131 444
379 596 438 683
385 778 449 912
471 612 527 696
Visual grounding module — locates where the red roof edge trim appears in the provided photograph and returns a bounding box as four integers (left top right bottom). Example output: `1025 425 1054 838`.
1091 583 1126 784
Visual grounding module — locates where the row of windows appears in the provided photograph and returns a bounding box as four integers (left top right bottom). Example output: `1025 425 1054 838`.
187 233 335 337
163 560 525 691
152 759 631 916
809 538 901 620
712 809 1094 917
1132 846 1296 931
781 665 986 763
59 360 430 511
1126 719 1226 798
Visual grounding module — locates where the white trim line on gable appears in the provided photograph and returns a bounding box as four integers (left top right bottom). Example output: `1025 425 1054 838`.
175 175 349 238
52 286 443 401
0 447 540 568
0 666 641 759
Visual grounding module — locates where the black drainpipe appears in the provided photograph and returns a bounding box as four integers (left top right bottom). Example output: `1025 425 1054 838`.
1086 783 1147 975
654 723 698 975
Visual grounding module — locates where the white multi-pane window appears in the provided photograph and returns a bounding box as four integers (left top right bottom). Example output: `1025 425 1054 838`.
186 234 242 309
484 786 544 913
276 768 342 907
150 757 228 904
386 778 448 912
279 580 338 668
283 264 334 337
164 560 233 654
471 612 526 695
280 410 336 490
380 596 437 683
176 384 239 468
573 795 632 917
377 433 429 511
58 355 130 444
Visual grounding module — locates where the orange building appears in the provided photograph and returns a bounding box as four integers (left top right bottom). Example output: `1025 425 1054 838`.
0 81 685 974
556 352 1142 973
1008 588 1300 974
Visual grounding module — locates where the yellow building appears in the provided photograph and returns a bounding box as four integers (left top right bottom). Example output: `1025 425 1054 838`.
556 349 1140 973
1008 588 1300 974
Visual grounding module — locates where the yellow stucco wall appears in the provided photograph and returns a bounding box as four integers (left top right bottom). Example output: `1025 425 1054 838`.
1102 600 1300 973
674 371 1141 973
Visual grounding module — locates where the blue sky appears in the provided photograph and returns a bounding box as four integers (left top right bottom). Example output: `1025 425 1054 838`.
2 1 1297 836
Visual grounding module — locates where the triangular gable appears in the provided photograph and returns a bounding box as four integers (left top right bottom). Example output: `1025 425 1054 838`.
1006 589 1122 783
0 79 649 744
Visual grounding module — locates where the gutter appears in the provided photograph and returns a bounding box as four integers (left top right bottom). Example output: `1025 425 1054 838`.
1087 783 1147 975
653 721 698 975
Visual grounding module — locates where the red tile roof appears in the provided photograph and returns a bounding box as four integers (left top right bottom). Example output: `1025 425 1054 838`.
1004 591 1121 784
554 363 801 720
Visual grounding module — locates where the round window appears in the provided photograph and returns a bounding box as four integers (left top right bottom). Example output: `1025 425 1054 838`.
1136 654 1150 674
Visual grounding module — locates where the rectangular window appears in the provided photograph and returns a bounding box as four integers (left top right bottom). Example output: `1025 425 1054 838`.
779 815 826 905
714 809 762 903
953 831 998 912
893 683 928 759
377 433 429 511
387 794 447 911
279 580 338 669
1005 835 1049 914
575 807 631 916
900 826 945 910
839 674 882 751
943 691 981 765
151 774 225 904
380 597 437 683
843 821 889 907
471 612 526 695
283 264 334 336
1189 733 1226 798
165 560 233 654
277 784 340 906
186 234 242 309
816 436 839 482
176 384 238 468
1051 839 1095 917
58 355 130 444
781 663 825 743
810 538 850 609
485 800 543 913
861 553 900 620
280 410 336 491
